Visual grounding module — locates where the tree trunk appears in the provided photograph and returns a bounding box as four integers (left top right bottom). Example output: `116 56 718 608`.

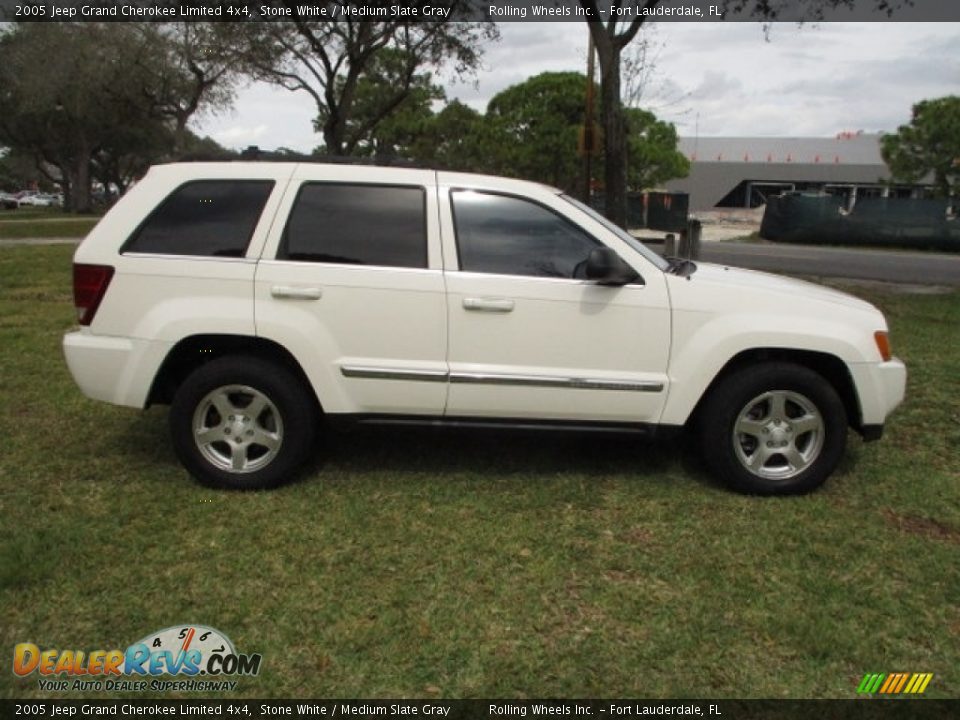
322 116 345 156
598 45 627 228
934 167 950 199
59 166 73 212
66 149 93 214
173 114 190 157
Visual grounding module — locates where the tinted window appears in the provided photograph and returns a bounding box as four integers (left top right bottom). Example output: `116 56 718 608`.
125 181 274 257
279 184 426 268
452 191 599 279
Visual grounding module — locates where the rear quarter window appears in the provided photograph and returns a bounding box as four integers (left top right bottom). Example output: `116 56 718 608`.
122 180 274 257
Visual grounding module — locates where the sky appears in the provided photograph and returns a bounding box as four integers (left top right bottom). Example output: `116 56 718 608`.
195 22 960 154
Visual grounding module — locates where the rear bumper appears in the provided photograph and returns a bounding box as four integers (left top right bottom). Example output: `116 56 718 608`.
63 331 171 408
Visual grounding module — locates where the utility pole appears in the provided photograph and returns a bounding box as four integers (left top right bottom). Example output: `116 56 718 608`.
583 31 596 204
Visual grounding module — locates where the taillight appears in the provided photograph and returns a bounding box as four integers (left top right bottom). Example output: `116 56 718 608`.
73 264 114 326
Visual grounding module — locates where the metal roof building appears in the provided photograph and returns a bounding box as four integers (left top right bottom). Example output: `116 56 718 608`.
663 132 930 212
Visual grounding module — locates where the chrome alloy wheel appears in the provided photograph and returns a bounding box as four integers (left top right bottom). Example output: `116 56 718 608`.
732 390 824 480
191 385 283 474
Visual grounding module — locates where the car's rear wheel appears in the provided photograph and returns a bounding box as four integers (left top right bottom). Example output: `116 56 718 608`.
699 363 847 495
170 356 316 489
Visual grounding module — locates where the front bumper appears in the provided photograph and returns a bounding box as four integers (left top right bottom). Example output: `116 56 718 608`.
848 357 907 428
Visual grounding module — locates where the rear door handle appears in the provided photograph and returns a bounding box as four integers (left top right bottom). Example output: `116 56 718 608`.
463 297 515 313
270 285 323 300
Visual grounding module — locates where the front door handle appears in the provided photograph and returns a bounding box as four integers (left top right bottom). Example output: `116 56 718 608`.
271 285 323 300
463 297 515 313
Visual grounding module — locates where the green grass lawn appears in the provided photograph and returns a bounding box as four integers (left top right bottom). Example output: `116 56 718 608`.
1 244 957 700
0 207 68 220
0 209 101 239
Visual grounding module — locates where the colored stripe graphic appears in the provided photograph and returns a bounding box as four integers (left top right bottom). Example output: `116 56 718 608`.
857 674 882 693
893 673 909 693
879 674 896 693
857 672 932 694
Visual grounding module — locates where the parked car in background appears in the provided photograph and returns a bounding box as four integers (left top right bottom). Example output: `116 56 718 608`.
0 192 20 210
17 192 59 207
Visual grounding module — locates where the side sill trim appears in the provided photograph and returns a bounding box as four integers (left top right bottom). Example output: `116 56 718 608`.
329 413 669 436
339 365 663 393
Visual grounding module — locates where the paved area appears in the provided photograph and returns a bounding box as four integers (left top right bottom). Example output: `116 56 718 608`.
639 212 960 286
696 242 960 287
0 237 82 246
640 236 960 287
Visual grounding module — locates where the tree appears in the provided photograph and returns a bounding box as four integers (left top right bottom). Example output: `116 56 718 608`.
0 23 240 211
466 72 686 195
0 24 140 212
233 5 497 155
126 24 244 155
92 130 233 201
626 108 689 190
0 147 52 192
881 96 960 200
374 99 498 172
412 100 496 171
486 72 589 192
576 0 908 227
324 49 446 158
90 119 175 201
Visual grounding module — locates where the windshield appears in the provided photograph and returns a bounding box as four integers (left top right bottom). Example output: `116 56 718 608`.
560 194 670 272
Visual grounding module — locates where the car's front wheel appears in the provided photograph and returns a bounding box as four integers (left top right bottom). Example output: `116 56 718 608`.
699 363 848 495
169 356 317 489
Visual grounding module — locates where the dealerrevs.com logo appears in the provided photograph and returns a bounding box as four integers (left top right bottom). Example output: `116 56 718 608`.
12 625 262 692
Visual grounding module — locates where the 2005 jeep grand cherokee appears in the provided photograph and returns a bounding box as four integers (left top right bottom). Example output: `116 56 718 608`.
63 162 906 494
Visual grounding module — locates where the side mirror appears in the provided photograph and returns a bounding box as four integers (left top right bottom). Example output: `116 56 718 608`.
585 247 641 286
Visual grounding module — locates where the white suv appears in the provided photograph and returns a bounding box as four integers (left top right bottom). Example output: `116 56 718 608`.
63 162 906 494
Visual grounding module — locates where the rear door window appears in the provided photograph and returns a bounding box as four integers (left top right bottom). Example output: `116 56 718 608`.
278 183 427 269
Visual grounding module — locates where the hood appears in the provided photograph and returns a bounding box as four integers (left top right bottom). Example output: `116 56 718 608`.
681 262 879 314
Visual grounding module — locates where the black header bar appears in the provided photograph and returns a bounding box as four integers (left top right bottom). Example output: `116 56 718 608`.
1 0 959 23
2 700 959 720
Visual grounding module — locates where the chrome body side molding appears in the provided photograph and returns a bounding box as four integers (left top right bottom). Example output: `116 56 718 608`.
340 366 663 393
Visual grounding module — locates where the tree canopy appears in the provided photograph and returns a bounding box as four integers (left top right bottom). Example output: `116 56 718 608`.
626 108 690 190
486 72 589 192
881 96 960 200
328 49 446 159
483 72 687 194
234 7 497 156
405 100 494 172
355 71 687 196
0 23 237 211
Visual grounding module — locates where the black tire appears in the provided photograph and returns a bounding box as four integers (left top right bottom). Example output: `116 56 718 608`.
169 356 317 489
699 362 847 495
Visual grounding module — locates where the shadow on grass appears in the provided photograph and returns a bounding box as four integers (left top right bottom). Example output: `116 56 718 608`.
306 422 724 494
115 407 723 492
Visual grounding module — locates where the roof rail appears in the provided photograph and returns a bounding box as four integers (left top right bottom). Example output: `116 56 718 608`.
235 146 429 169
